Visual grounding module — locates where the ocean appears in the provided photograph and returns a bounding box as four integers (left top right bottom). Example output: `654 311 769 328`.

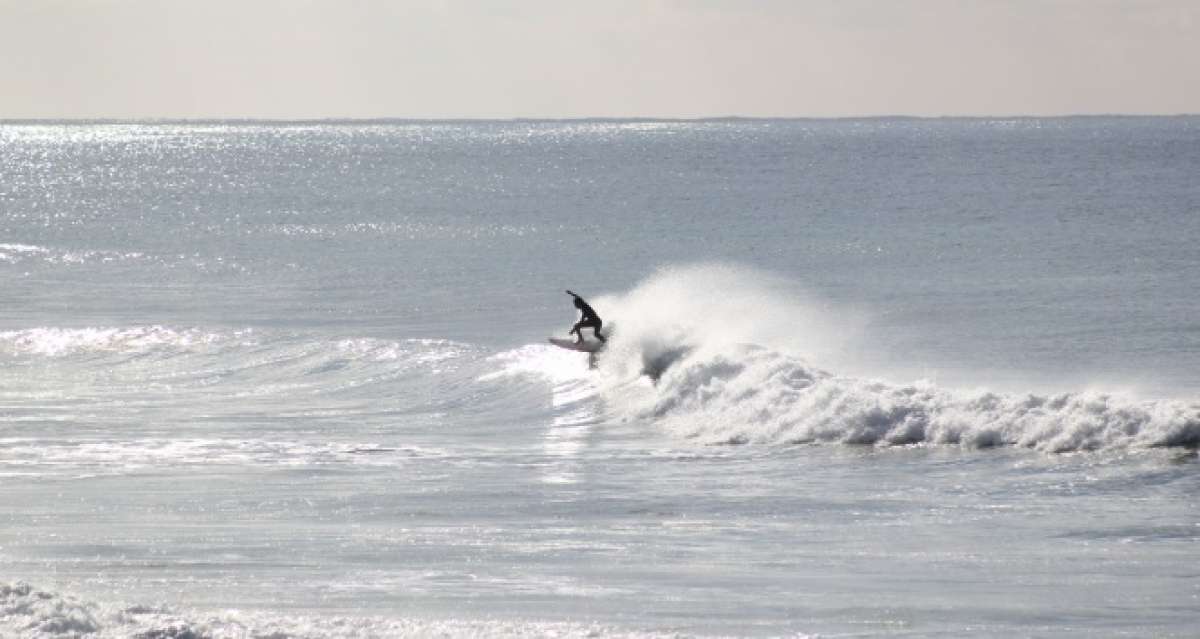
1 118 1197 637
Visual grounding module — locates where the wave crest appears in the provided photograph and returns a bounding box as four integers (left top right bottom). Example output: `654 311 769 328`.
0 326 231 357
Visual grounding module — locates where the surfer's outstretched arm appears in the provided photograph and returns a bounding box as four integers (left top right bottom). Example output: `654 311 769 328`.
564 289 605 343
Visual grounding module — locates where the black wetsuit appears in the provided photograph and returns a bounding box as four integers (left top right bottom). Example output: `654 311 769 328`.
567 291 606 343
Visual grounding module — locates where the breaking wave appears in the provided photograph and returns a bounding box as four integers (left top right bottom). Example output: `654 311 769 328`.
589 264 1200 453
0 582 682 639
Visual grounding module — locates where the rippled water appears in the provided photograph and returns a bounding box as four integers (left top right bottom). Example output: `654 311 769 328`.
2 119 1198 637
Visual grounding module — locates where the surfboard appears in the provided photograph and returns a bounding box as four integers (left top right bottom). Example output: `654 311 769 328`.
548 337 605 353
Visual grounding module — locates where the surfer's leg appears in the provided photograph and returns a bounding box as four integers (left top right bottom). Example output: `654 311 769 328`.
592 323 606 342
570 321 584 343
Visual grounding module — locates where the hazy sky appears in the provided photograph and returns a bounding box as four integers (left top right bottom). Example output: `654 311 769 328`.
2 0 1197 119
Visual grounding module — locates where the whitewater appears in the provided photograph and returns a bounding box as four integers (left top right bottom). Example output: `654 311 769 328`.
2 119 1198 637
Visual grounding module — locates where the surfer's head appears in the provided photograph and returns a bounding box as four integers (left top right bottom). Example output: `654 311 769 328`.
573 298 583 309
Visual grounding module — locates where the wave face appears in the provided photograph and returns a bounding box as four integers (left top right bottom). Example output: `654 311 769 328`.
0 326 476 413
0 325 496 478
591 265 1200 453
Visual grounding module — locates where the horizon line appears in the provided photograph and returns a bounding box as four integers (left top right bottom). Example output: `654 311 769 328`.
2 113 1198 126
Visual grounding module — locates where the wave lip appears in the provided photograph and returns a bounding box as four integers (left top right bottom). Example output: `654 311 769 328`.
0 325 235 357
0 242 146 265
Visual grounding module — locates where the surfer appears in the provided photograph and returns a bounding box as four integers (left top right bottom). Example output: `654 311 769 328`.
566 290 606 344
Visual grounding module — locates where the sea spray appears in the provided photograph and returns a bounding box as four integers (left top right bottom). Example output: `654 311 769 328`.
592 263 862 363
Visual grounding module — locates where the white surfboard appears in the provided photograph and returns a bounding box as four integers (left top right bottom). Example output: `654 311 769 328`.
548 337 605 353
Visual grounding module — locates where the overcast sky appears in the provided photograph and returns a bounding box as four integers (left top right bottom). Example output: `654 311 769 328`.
1 0 1197 119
